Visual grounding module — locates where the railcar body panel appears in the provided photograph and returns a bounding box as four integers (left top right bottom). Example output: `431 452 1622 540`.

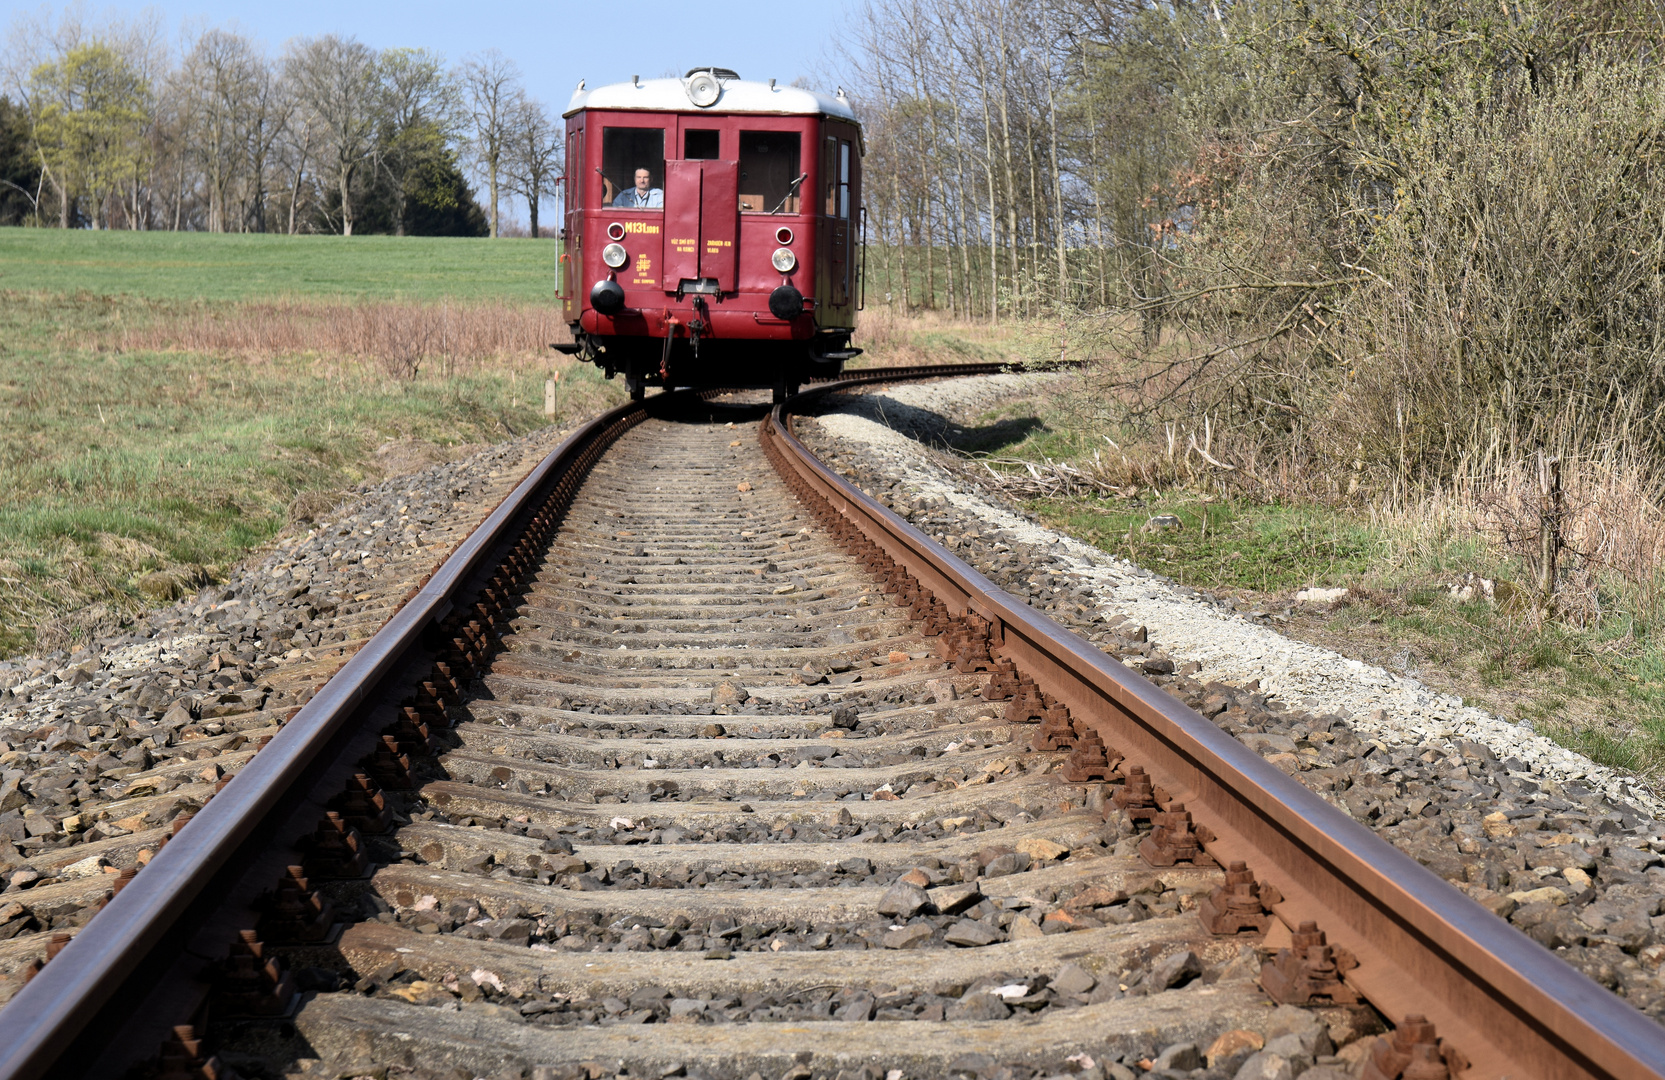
560 71 863 398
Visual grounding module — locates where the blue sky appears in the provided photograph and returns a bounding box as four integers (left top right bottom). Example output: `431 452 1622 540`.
2 0 858 223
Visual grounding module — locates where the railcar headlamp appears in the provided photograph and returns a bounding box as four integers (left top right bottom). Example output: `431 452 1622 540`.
771 247 797 273
686 70 721 107
602 243 629 269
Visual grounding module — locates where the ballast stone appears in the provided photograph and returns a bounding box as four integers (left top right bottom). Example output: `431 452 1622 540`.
875 882 928 918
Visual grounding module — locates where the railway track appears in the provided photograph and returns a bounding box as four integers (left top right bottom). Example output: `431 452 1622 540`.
0 363 1662 1080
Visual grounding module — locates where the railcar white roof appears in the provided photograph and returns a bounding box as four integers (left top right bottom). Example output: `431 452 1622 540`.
564 73 856 121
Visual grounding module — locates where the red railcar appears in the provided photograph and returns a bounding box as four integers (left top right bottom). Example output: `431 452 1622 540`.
556 68 863 400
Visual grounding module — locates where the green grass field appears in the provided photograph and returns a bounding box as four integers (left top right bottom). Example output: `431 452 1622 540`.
0 230 619 658
0 228 562 302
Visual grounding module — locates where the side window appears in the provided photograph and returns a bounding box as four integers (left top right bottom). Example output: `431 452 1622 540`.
684 129 720 160
823 135 838 215
601 127 665 210
839 140 852 219
567 129 581 211
739 131 801 213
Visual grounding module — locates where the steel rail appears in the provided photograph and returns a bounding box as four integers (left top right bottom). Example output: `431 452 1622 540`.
15 357 1641 1080
0 362 1037 1080
763 376 1665 1080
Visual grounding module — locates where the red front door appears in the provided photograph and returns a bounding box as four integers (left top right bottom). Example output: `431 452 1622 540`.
701 159 738 290
661 159 739 293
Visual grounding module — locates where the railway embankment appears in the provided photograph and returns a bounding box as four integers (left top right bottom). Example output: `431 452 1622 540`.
801 374 1665 1026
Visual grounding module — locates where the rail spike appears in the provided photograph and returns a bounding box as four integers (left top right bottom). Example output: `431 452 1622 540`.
1139 802 1217 867
982 658 1020 700
216 929 298 1017
1004 680 1046 724
302 811 371 879
155 1024 229 1080
1360 1013 1469 1080
1259 919 1360 1005
1033 700 1078 752
334 771 394 834
1198 860 1281 935
257 865 337 945
1061 726 1120 782
1109 764 1160 825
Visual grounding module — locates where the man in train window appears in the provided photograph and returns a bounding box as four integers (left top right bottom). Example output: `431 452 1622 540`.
614 168 662 209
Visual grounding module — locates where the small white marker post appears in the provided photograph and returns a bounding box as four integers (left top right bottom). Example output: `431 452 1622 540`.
544 371 559 418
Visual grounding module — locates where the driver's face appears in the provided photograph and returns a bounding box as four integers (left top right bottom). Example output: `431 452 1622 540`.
635 169 651 191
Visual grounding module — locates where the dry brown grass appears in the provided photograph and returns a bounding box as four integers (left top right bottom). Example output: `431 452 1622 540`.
111 298 575 379
852 307 1057 368
1369 448 1665 627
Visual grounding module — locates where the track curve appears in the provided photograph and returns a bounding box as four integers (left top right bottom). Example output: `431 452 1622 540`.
0 362 1658 1080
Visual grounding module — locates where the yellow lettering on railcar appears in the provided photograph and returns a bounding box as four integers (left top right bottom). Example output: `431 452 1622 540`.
624 222 660 235
704 239 732 249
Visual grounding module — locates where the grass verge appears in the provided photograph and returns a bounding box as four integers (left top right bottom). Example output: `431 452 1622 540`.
0 284 622 658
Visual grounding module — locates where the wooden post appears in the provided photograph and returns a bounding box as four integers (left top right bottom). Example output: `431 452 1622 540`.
1537 450 1562 613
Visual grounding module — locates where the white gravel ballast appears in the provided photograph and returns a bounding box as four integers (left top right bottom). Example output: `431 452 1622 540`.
813 376 1662 818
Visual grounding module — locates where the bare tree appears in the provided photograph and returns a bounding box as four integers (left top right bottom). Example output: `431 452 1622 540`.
459 49 522 238
504 96 561 238
271 69 316 234
285 34 379 236
178 28 262 232
239 52 286 231
152 64 194 229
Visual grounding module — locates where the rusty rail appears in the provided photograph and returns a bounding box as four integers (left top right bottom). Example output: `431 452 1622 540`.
762 375 1665 1080
10 357 1653 1080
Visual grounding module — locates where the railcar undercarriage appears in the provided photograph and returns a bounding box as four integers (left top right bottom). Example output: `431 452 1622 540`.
559 330 860 401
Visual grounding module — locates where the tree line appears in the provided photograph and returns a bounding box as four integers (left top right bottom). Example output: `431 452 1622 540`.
846 0 1665 489
842 0 1126 320
0 11 562 237
845 0 1218 321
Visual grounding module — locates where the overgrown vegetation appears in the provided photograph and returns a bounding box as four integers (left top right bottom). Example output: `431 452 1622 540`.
846 0 1665 778
1071 14 1665 489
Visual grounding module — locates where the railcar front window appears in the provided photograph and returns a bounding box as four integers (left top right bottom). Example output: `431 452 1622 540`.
739 131 801 213
684 129 720 160
601 127 665 210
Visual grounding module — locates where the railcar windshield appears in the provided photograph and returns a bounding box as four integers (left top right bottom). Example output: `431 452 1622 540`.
601 127 665 209
739 131 801 213
684 129 720 160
